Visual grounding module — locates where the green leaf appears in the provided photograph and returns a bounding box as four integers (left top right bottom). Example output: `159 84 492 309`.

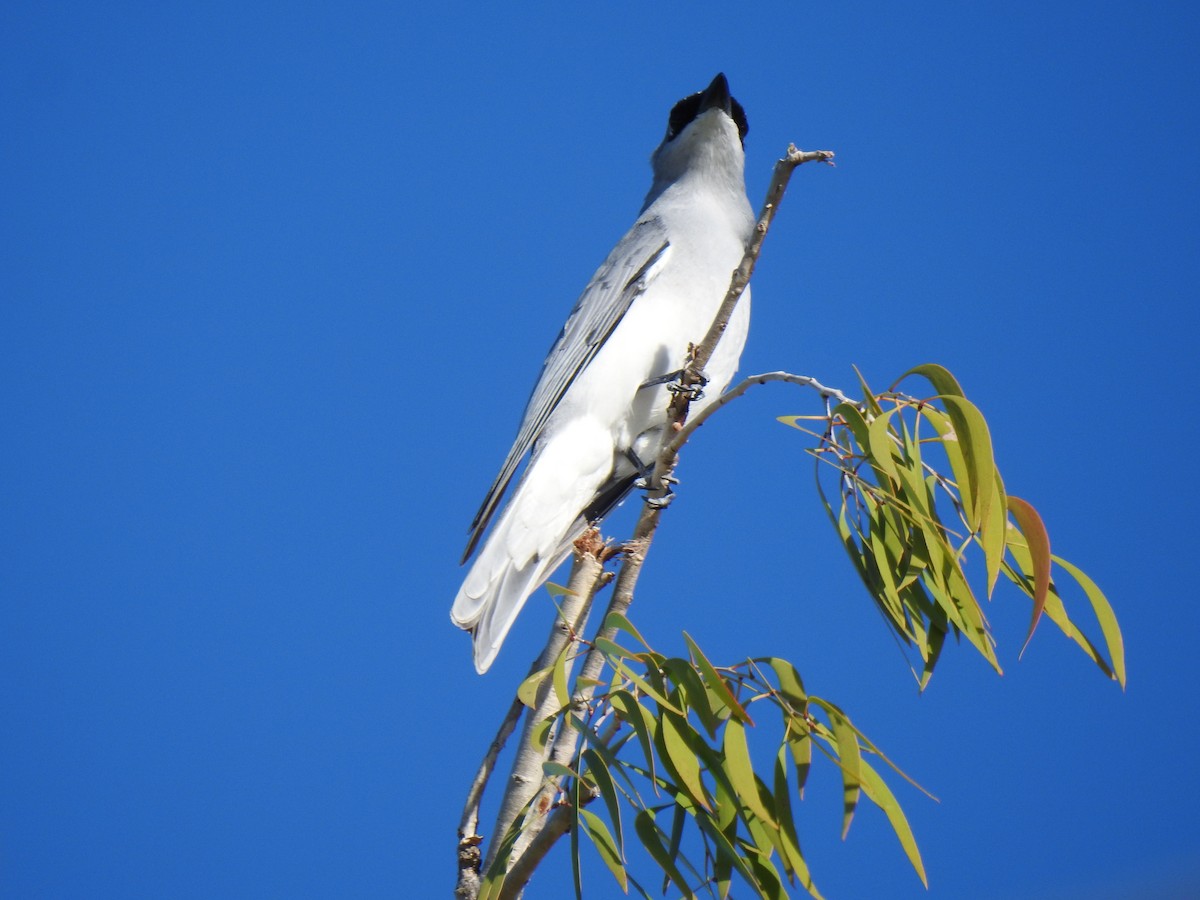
657 711 711 812
865 513 907 630
1053 555 1126 688
1006 539 1122 686
866 407 902 487
517 664 552 709
914 514 1000 672
837 402 871 452
661 658 720 737
570 771 583 900
552 647 572 712
722 717 774 825
634 809 695 899
917 404 974 523
939 394 997 534
762 657 807 709
663 805 687 895
543 760 577 780
594 635 640 663
582 748 623 857
713 764 739 833
786 718 813 798
811 698 862 839
742 783 779 858
625 873 654 900
919 621 946 690
605 612 654 653
694 783 764 896
982 472 1009 597
859 758 928 887
772 746 823 898
900 362 966 399
891 436 938 532
601 650 686 716
685 632 753 725
1001 555 1114 681
580 808 628 893
1007 495 1051 657
757 657 814 794
853 366 886 418
743 849 789 900
811 696 935 799
531 713 554 753
610 690 657 788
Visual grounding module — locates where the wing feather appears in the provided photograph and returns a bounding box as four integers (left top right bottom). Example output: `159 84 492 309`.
462 216 670 561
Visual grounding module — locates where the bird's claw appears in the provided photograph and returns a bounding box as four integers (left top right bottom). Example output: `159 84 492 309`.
644 492 675 510
667 383 705 402
666 370 708 402
641 369 708 402
634 473 679 490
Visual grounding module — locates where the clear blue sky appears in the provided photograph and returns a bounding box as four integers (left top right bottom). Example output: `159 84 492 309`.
4 2 1198 898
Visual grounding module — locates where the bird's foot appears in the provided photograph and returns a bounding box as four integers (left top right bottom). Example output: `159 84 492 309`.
643 490 675 510
626 447 679 490
640 368 709 402
668 370 708 402
635 473 679 490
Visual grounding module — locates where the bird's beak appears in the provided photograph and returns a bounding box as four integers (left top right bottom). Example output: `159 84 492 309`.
698 73 733 117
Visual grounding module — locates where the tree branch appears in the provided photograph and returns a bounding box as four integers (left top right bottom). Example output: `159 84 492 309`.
683 145 834 393
455 690 525 900
498 804 576 900
667 370 858 456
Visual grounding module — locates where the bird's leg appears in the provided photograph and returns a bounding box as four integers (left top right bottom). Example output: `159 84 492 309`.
639 368 709 402
625 448 678 490
639 369 683 389
626 449 678 510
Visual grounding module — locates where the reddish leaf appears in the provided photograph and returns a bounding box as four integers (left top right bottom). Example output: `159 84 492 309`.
1007 495 1051 656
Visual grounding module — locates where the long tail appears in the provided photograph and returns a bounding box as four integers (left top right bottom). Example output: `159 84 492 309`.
451 521 583 673
454 419 623 672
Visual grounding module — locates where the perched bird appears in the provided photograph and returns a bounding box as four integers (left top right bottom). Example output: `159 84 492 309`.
452 73 755 673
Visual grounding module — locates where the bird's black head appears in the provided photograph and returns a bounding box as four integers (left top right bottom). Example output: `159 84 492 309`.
665 73 748 146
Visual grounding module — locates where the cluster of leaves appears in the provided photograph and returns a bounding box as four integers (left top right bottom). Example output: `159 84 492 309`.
782 364 1125 689
475 364 1125 900
527 616 923 900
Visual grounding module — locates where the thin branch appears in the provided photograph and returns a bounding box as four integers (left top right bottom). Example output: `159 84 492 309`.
666 370 858 456
683 146 834 393
455 691 525 900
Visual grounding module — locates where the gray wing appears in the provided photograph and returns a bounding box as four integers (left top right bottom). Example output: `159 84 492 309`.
462 215 670 562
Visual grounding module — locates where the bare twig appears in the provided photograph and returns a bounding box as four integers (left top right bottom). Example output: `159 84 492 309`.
683 146 834 396
666 370 858 456
455 691 525 900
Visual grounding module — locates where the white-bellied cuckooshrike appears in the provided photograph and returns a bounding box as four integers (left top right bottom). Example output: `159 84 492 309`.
452 73 755 673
